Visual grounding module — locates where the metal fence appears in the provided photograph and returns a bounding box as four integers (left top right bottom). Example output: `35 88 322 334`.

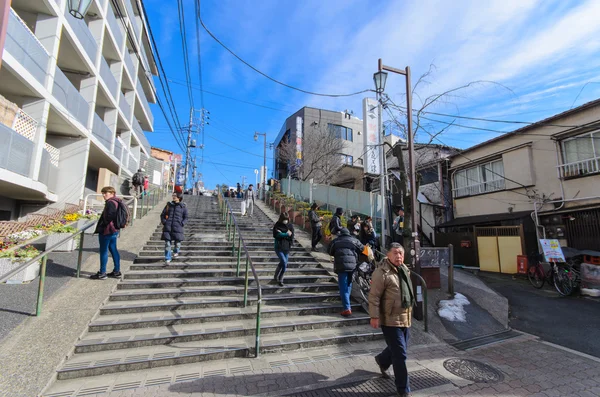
0 123 34 178
99 56 118 99
106 6 124 51
63 7 98 64
5 9 50 85
38 149 59 193
92 113 113 151
52 68 90 126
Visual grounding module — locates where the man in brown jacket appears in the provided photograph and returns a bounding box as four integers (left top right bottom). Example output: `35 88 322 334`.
369 243 415 397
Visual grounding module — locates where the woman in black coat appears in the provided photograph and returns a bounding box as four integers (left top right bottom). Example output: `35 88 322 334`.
161 192 188 263
273 212 294 286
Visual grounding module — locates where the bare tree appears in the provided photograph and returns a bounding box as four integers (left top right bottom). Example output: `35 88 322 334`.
278 124 347 184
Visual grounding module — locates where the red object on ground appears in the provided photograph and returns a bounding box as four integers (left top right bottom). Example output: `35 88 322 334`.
517 255 528 274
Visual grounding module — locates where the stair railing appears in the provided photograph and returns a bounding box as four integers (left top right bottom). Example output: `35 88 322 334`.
217 193 263 358
373 247 429 332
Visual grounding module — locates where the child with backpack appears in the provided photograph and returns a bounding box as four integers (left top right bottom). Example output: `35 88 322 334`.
161 192 188 263
91 186 129 280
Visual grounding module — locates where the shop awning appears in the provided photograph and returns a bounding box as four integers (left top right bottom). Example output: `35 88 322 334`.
436 211 532 229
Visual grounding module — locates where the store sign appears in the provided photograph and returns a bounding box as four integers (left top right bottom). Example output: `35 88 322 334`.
540 239 566 262
362 97 380 174
296 116 303 163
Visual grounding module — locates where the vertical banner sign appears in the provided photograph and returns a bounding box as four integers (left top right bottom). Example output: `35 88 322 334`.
363 98 380 174
295 116 303 167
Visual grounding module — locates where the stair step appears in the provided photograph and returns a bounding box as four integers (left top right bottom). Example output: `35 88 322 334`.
124 268 328 278
100 293 343 314
57 325 382 380
89 302 363 331
111 282 338 299
129 262 321 271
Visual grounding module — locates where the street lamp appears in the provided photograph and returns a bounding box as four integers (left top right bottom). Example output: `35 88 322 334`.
68 0 93 19
254 132 267 200
375 58 423 320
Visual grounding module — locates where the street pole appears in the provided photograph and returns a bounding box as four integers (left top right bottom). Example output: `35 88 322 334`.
377 90 386 250
183 108 193 190
255 132 268 200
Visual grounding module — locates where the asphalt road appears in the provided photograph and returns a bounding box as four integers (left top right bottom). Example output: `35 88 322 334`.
478 272 600 358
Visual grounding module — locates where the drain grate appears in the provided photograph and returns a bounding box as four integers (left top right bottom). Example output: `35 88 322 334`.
443 359 504 383
450 330 520 351
283 369 449 396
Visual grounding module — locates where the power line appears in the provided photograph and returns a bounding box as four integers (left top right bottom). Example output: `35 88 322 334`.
177 0 195 110
205 131 274 160
194 0 205 109
196 0 371 98
420 110 582 128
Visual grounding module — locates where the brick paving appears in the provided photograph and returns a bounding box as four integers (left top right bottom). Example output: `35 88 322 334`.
53 334 600 396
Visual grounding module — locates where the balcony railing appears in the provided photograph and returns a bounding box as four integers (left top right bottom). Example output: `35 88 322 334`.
119 92 131 123
92 114 114 151
64 8 98 64
5 9 50 85
114 138 123 162
123 0 140 40
124 51 136 81
99 57 118 100
128 153 138 173
136 80 153 125
52 68 90 127
558 158 600 179
0 123 34 178
106 6 124 51
39 149 59 193
132 118 151 155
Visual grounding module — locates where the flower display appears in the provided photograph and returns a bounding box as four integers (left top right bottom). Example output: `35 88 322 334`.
0 245 40 261
48 224 77 234
63 213 81 222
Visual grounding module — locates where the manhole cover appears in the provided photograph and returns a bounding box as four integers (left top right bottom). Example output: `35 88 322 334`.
443 359 503 383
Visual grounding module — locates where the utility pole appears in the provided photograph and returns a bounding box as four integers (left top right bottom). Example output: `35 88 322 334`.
183 108 209 191
183 108 193 190
254 132 267 199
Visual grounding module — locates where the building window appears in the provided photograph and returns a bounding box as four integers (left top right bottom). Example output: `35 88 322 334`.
560 131 600 178
340 154 353 166
453 160 505 198
328 123 353 142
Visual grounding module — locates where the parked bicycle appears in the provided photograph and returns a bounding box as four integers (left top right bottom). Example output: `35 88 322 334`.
527 255 581 296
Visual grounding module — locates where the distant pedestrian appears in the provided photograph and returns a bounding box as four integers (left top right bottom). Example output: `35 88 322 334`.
392 206 405 247
359 221 378 249
132 168 144 197
347 215 361 237
161 192 188 264
273 212 294 286
243 184 255 217
143 176 149 196
369 243 415 397
329 207 344 239
308 203 323 251
91 186 123 280
328 227 364 317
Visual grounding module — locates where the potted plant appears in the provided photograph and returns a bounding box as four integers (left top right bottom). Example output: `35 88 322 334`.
76 209 100 234
0 245 41 283
45 223 78 252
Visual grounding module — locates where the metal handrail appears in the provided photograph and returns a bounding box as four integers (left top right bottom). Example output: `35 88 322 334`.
373 247 428 332
0 187 169 316
217 193 263 358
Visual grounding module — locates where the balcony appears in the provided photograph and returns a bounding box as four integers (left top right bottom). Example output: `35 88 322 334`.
114 138 123 162
38 147 59 193
135 79 153 126
123 0 140 41
0 123 34 178
99 56 118 100
558 158 600 179
92 113 114 151
63 8 98 65
118 92 131 124
5 9 50 86
127 153 138 173
106 6 124 52
132 119 151 155
52 68 90 127
123 51 137 85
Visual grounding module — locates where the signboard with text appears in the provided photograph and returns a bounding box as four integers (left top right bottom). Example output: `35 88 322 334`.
362 97 380 174
540 239 566 262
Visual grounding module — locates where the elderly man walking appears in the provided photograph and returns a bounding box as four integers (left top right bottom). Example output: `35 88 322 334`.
368 243 415 397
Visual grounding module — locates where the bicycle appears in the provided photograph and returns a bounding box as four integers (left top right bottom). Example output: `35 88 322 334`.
527 257 580 296
352 261 375 302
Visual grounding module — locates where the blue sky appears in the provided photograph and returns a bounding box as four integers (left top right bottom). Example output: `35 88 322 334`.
143 0 600 190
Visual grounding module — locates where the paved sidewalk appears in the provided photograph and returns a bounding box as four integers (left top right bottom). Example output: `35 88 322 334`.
45 332 600 396
0 201 169 397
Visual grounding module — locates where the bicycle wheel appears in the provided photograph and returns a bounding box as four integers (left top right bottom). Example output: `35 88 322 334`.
553 266 574 296
353 274 370 302
527 264 545 289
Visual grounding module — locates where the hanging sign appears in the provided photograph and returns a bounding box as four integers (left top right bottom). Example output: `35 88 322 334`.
363 97 380 174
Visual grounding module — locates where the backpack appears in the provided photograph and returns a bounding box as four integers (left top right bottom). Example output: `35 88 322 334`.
132 172 142 185
328 216 337 233
114 199 131 229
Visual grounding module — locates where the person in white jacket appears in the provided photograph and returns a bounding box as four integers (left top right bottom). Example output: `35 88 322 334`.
243 184 255 217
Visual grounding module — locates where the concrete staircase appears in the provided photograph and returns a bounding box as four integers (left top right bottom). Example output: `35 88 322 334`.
54 196 381 381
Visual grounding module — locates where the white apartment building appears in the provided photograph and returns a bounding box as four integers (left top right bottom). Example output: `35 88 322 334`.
0 0 158 220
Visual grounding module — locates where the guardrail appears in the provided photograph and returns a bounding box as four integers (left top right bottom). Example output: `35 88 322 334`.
217 193 263 357
0 187 170 316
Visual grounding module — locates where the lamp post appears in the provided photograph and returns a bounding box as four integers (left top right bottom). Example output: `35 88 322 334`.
68 0 93 19
254 132 267 199
374 58 423 320
373 70 388 250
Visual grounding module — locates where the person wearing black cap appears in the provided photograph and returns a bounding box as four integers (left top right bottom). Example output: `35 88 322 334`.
392 206 405 246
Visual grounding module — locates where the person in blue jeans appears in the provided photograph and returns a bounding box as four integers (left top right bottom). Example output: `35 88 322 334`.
161 193 188 263
272 212 294 286
328 228 364 317
91 186 122 280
